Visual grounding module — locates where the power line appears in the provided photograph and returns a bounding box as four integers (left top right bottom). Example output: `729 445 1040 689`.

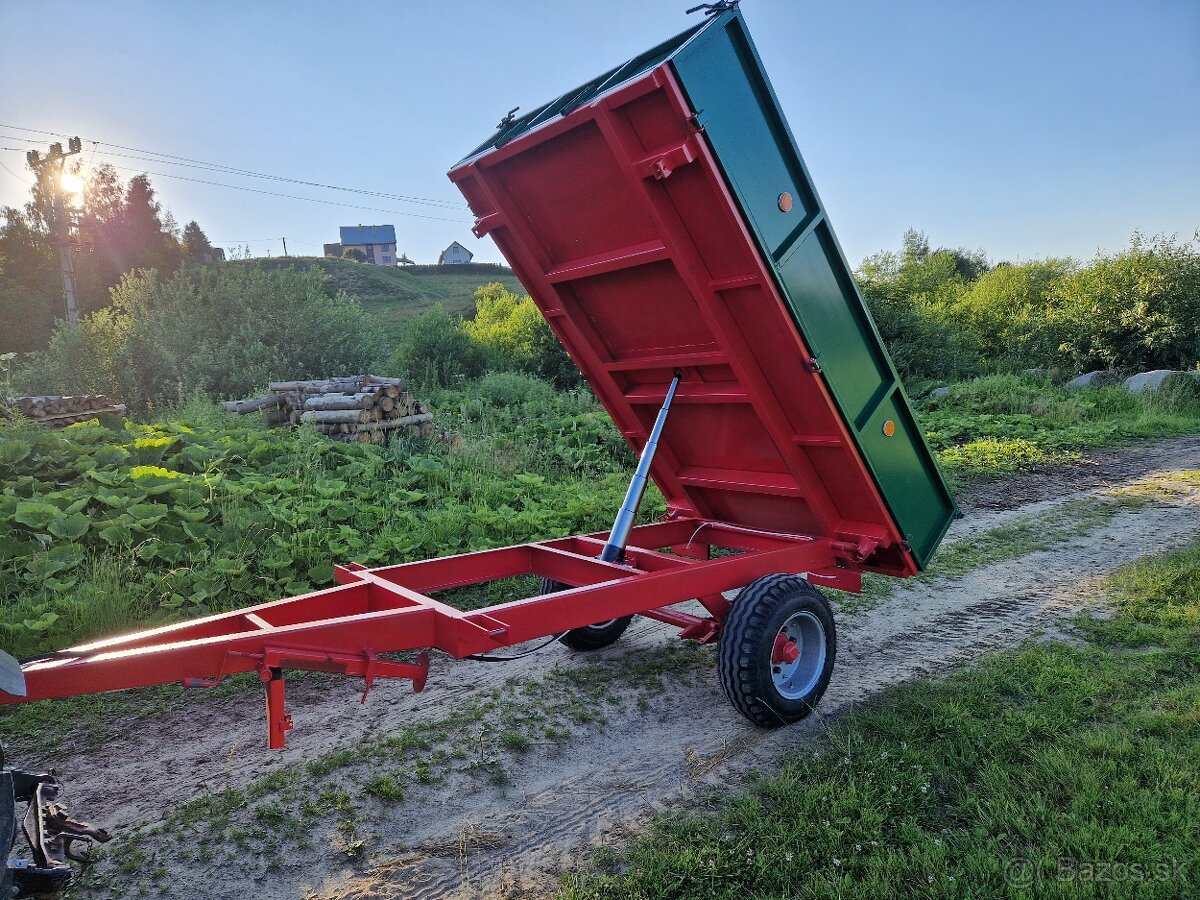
0 149 472 225
0 124 468 210
0 158 32 185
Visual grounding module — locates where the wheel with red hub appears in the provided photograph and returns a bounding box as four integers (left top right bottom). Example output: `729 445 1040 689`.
718 574 836 726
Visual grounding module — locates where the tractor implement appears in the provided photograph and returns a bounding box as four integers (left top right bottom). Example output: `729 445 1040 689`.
1 4 956 893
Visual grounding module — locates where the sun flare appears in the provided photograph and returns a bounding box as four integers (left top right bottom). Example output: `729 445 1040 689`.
60 171 84 195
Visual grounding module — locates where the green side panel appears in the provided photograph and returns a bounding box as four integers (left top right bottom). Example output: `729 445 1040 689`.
669 11 957 566
457 20 708 164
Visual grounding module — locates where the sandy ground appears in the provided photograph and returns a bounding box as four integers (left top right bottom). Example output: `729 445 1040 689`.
13 435 1200 899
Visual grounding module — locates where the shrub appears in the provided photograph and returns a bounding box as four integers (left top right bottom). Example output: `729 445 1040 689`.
856 234 982 381
389 303 484 387
1049 232 1200 372
18 266 386 408
951 259 1077 367
463 283 580 388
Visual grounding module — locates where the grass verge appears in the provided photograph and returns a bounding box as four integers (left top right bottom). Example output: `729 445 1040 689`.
560 542 1200 899
921 373 1200 485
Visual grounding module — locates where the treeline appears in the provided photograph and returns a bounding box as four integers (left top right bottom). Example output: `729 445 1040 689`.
0 162 217 352
861 229 1200 384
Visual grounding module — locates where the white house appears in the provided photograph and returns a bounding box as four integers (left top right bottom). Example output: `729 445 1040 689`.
438 241 474 265
324 225 398 266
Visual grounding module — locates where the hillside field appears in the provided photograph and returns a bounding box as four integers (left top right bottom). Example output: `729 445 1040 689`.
235 257 526 339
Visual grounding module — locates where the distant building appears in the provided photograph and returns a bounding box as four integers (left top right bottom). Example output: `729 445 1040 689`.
438 241 474 265
324 225 398 265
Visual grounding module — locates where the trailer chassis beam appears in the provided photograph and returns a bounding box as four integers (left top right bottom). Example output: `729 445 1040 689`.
3 518 861 747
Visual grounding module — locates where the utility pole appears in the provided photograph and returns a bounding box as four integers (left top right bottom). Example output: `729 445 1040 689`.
281 237 289 257
26 137 83 324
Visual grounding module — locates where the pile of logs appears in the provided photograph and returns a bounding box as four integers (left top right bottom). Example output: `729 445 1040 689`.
1 394 128 427
222 375 433 445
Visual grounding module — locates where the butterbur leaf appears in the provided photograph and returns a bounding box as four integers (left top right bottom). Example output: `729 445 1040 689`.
212 557 246 576
22 612 60 632
172 506 209 523
48 513 90 541
25 545 84 579
0 440 31 467
90 446 129 467
13 501 63 530
47 544 85 566
262 553 294 570
408 457 445 475
307 563 334 584
153 543 185 564
127 503 167 525
86 470 125 487
98 524 133 546
182 521 216 543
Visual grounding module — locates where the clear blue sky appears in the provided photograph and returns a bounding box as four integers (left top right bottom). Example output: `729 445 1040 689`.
1 0 1196 268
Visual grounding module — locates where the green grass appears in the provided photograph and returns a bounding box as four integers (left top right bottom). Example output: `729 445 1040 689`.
233 257 525 340
559 543 1200 899
919 373 1200 485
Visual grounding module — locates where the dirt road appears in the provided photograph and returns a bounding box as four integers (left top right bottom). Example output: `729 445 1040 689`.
17 436 1200 899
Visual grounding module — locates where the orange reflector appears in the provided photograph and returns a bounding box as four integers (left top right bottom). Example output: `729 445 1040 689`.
777 191 793 212
882 420 896 437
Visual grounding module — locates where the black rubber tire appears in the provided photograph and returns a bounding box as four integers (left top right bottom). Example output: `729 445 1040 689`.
718 573 836 727
540 578 633 651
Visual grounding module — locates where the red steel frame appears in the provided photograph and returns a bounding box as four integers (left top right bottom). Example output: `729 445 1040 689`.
6 517 865 747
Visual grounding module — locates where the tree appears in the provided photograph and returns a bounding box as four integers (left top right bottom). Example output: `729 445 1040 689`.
463 283 579 387
855 231 983 380
0 164 196 351
113 175 184 274
0 207 59 353
390 304 483 387
901 228 930 265
342 248 367 262
182 221 215 261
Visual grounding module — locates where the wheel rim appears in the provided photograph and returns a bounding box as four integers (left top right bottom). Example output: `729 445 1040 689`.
583 619 618 631
770 610 826 700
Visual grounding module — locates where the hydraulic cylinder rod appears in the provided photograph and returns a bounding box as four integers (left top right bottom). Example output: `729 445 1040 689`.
600 371 681 563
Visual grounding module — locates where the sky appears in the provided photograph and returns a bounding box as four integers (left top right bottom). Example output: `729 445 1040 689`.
1 0 1197 268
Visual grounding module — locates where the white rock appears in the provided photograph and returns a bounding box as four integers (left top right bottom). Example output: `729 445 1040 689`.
1123 370 1183 393
929 386 951 398
1067 370 1119 389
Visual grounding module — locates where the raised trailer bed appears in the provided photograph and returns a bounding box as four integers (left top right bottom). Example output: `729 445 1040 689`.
1 6 955 894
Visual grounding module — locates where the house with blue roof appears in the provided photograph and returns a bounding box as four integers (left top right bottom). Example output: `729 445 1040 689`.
323 225 398 265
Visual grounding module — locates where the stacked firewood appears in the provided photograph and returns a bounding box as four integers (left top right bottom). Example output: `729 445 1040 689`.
222 375 433 445
1 394 128 427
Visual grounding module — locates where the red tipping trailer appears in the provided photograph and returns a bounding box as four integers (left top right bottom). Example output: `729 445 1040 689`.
1 6 955 893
